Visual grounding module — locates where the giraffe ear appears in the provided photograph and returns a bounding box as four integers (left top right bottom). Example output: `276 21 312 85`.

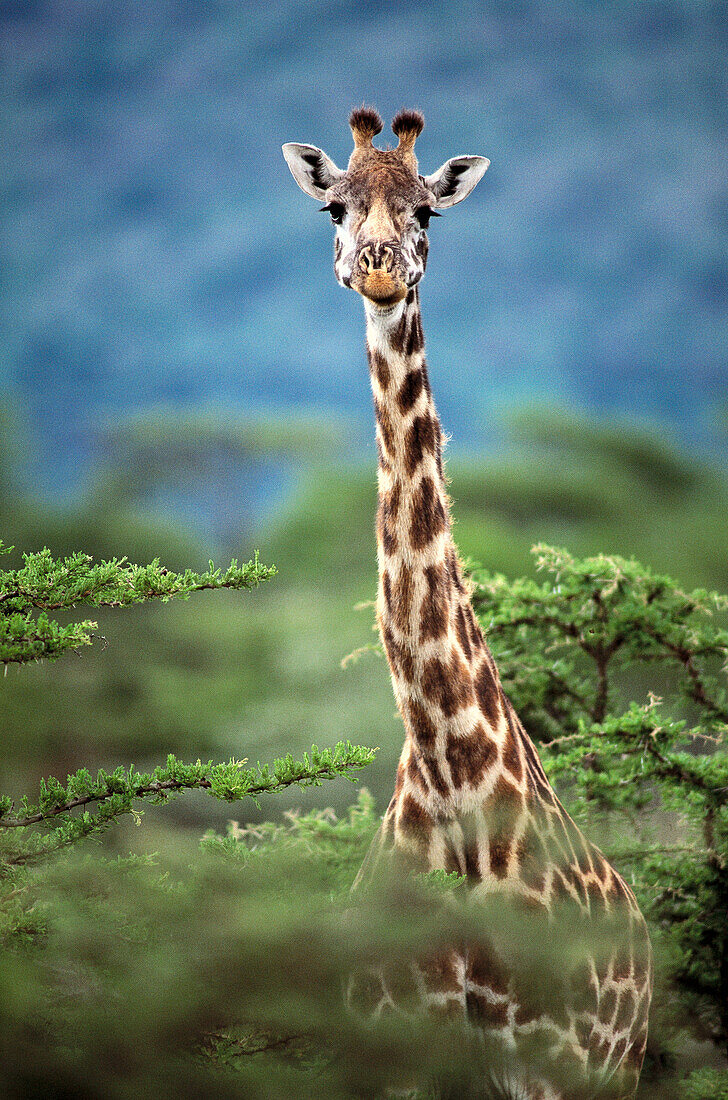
423 155 490 209
282 143 345 200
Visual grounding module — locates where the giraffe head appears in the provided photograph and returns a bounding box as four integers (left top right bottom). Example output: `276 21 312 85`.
283 108 489 312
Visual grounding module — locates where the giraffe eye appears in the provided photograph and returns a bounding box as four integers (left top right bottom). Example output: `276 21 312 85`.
415 206 436 230
320 201 346 225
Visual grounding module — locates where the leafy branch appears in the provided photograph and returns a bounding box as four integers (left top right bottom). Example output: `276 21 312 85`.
472 544 728 1053
472 543 728 738
0 743 377 866
0 541 276 665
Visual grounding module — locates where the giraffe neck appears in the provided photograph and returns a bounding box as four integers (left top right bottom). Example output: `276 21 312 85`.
362 290 652 931
359 297 651 1091
366 288 513 810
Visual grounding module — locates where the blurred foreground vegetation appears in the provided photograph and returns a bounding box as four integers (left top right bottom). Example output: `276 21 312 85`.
1 401 727 1096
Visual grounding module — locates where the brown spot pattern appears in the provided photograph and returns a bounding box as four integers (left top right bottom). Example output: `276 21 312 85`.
398 793 433 841
375 436 390 473
464 604 485 652
615 988 636 1032
487 775 524 832
486 776 524 879
446 723 497 789
455 605 472 659
374 397 394 455
598 988 617 1025
442 836 461 876
397 367 425 413
587 879 606 909
501 712 524 783
421 649 474 717
626 1029 648 1067
488 832 511 879
389 307 409 353
612 946 632 982
404 410 438 476
419 562 449 641
466 992 508 1027
570 962 599 1015
381 569 392 614
405 698 437 752
422 756 450 798
521 730 549 785
446 546 465 593
610 1036 627 1065
463 840 481 880
382 625 414 681
515 974 571 1033
405 309 424 355
632 938 651 990
474 657 501 728
392 561 414 633
406 756 427 792
368 348 390 390
409 475 447 549
421 951 462 993
376 482 400 556
469 940 509 995
517 818 548 893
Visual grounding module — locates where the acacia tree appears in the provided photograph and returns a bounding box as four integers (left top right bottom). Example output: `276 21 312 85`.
471 545 728 1075
0 539 375 868
0 538 384 1100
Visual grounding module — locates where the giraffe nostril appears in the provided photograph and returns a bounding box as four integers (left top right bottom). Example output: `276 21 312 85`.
359 244 397 274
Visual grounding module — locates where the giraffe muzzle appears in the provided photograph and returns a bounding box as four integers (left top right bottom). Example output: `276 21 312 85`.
352 244 408 305
359 244 395 274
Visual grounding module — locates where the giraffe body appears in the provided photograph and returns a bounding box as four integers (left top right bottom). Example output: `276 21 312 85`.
283 108 652 1100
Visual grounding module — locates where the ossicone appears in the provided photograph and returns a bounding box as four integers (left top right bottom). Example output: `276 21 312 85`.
391 108 425 150
349 106 384 148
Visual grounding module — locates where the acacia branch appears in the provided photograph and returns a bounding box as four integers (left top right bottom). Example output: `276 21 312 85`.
642 626 728 724
0 745 377 831
0 776 211 828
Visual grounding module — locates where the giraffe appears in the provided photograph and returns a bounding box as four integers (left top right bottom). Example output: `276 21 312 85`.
283 107 652 1100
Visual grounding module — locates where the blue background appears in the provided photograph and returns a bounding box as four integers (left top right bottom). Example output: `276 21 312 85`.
1 0 726 524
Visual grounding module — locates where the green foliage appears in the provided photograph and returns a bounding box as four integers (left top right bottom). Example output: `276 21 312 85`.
3 407 728 1093
4 405 728 823
0 540 275 665
98 405 348 471
451 407 728 589
201 787 380 893
506 406 717 499
0 530 383 1099
681 1069 728 1099
0 800 615 1100
0 744 376 869
472 543 728 739
472 545 728 1059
